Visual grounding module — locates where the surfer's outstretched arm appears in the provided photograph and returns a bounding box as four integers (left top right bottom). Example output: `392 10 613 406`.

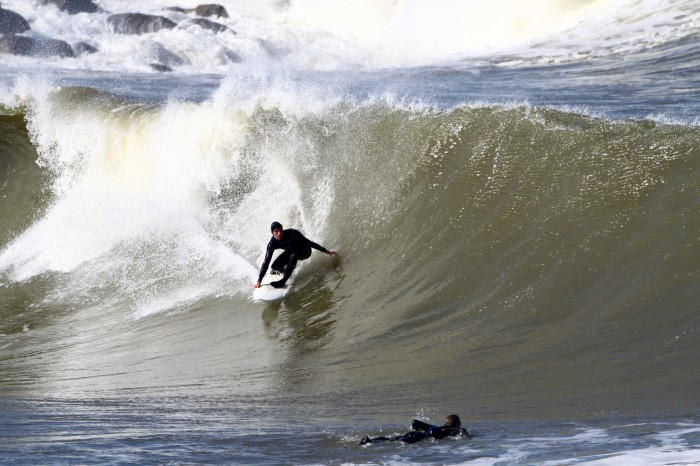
359 432 428 445
303 236 336 256
254 245 275 288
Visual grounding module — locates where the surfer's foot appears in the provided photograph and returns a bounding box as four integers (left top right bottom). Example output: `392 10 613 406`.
270 280 286 288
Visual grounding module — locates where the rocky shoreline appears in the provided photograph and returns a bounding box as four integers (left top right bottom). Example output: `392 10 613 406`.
0 1 232 71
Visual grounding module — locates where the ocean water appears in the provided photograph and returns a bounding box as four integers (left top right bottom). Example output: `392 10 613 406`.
1 0 699 464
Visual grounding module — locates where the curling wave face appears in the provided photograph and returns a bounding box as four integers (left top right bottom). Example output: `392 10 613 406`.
0 80 698 418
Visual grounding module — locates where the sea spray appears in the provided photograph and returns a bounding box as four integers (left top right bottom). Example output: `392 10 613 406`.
3 0 698 73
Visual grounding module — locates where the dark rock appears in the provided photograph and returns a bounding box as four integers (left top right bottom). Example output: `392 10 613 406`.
40 0 98 14
0 35 74 58
108 13 176 35
164 4 228 18
0 35 33 55
38 38 74 57
152 43 185 67
194 4 228 18
0 8 30 35
149 63 172 72
74 41 97 55
189 18 231 34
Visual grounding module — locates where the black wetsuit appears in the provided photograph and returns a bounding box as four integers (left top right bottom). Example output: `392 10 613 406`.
257 228 329 284
360 420 471 445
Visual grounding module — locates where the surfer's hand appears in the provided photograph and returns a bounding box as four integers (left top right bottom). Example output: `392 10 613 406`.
254 281 261 288
326 250 337 256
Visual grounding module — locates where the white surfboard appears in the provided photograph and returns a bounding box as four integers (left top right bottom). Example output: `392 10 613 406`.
253 271 291 301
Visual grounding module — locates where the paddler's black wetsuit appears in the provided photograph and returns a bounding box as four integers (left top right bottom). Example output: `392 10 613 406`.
257 228 330 287
359 420 472 445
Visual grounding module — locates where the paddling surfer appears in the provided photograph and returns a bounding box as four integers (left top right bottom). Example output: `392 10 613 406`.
359 414 472 445
254 221 337 289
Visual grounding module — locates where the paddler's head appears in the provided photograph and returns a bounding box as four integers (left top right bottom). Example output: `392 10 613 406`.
444 414 461 428
271 221 284 240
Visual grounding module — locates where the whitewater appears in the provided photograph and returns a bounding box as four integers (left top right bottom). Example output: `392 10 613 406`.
1 0 699 464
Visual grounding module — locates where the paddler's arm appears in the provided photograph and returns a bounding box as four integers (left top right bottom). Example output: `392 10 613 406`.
411 420 433 432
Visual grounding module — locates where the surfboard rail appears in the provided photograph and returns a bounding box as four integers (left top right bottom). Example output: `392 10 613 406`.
253 272 291 301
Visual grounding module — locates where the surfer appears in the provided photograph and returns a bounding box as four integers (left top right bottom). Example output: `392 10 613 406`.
359 415 472 445
254 221 337 289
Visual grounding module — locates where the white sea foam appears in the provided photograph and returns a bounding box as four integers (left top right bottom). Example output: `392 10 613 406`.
0 72 340 316
1 0 698 73
0 83 251 280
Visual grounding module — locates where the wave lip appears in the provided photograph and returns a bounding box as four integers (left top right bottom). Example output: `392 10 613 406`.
0 71 699 422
